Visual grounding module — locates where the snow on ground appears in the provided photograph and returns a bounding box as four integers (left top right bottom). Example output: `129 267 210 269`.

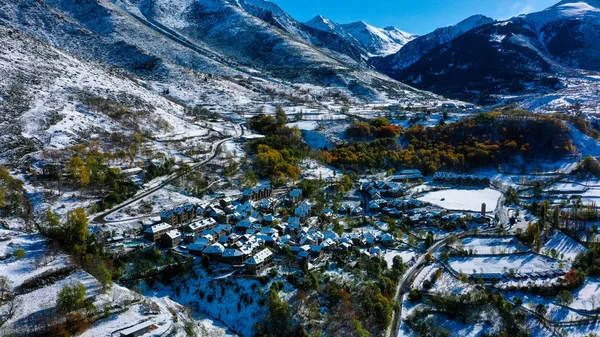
1 270 100 334
448 254 560 275
542 231 588 261
413 264 438 291
559 321 600 337
220 140 245 161
0 230 71 290
455 236 525 255
545 182 588 194
382 248 418 266
287 121 319 131
301 129 332 150
418 188 502 212
567 124 600 158
430 270 476 295
299 159 339 180
106 188 208 222
147 269 266 337
81 286 234 337
570 278 600 311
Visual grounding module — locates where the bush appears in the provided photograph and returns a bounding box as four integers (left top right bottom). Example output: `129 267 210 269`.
56 282 86 314
14 248 25 259
556 290 574 306
408 288 422 302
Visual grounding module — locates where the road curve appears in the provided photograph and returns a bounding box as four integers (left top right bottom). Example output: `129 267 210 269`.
387 230 484 337
91 126 241 224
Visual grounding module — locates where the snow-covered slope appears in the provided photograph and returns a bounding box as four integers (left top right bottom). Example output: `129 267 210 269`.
373 14 495 71
305 15 354 41
514 0 600 71
0 0 445 109
305 16 416 57
341 21 415 56
0 0 450 164
0 24 219 163
374 0 600 106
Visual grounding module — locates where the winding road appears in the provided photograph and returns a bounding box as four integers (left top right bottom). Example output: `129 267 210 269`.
387 227 498 337
91 124 243 224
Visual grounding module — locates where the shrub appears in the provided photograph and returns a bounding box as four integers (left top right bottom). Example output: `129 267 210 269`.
56 282 86 314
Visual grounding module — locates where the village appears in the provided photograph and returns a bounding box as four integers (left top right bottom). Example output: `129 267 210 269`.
2 106 600 337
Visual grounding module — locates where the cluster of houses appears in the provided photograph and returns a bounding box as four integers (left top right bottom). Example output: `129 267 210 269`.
433 172 490 186
135 183 414 276
242 184 273 201
361 180 406 199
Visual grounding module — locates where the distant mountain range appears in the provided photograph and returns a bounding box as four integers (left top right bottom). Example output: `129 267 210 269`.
0 0 599 111
373 0 600 104
305 15 416 57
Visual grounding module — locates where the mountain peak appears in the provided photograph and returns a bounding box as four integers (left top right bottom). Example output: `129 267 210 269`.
455 14 495 28
555 0 600 7
343 21 371 29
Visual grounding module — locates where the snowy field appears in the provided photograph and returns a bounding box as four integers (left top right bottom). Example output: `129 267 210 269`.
148 269 268 337
300 159 340 180
0 271 100 334
382 248 418 266
542 231 588 261
455 236 524 255
418 188 502 212
570 278 600 311
0 230 71 289
545 182 588 194
105 188 208 222
448 254 560 275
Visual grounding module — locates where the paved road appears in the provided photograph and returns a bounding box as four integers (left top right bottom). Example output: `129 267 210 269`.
387 229 496 337
91 125 243 224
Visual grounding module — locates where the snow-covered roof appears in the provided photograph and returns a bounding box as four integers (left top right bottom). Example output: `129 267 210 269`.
244 248 273 265
203 243 225 254
164 230 181 239
223 248 243 257
145 223 172 233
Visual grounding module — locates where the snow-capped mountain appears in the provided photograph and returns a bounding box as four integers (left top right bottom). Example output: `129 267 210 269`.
375 0 600 104
305 16 416 57
0 0 442 104
340 21 416 56
514 0 600 71
372 14 495 72
305 15 354 41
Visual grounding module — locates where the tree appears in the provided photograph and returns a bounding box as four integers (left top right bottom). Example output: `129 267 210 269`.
85 256 113 292
376 125 402 138
534 304 547 320
556 290 574 306
56 282 86 314
66 156 90 187
369 117 390 128
42 209 61 238
64 208 89 248
275 107 288 125
346 122 372 138
425 231 435 248
14 248 25 259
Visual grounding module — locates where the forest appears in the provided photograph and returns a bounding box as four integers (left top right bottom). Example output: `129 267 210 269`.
322 111 575 175
247 109 308 184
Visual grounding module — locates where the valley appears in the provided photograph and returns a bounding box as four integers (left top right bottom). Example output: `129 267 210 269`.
1 1 600 337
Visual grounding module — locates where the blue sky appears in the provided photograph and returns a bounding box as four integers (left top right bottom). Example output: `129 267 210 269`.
270 0 559 35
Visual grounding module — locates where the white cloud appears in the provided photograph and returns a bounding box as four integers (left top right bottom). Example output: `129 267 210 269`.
497 1 539 20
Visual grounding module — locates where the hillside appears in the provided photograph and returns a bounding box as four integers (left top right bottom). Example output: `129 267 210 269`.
0 0 440 104
374 0 600 105
372 14 495 72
